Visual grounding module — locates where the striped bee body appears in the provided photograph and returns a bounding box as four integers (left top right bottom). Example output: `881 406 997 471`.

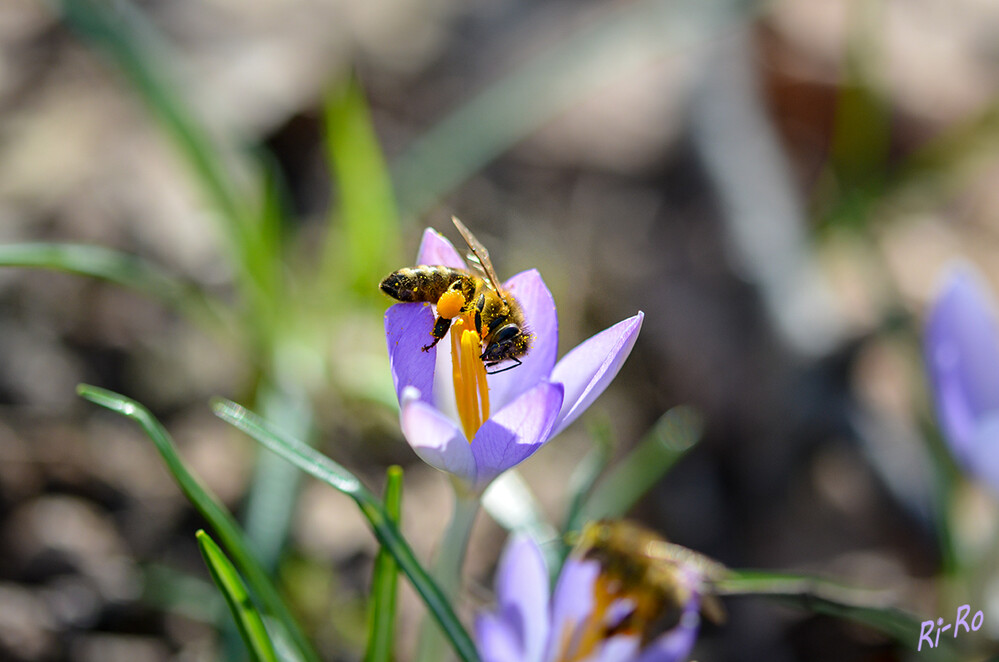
379 219 531 373
379 266 476 305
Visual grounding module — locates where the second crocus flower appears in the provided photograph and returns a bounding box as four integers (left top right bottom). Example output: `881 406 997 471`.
925 264 999 490
476 536 702 662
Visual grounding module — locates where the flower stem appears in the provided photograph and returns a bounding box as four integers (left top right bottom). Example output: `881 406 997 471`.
416 485 480 662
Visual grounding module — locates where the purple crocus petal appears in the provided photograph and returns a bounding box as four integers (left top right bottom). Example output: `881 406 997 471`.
592 635 641 662
965 413 999 493
471 381 564 487
487 269 560 410
476 612 522 662
417 227 467 268
632 596 701 662
549 312 644 437
544 558 600 662
492 536 551 662
925 266 999 461
400 388 476 483
385 303 437 405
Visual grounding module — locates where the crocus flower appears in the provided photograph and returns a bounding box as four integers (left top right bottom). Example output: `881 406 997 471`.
925 264 999 488
476 535 701 662
385 227 643 490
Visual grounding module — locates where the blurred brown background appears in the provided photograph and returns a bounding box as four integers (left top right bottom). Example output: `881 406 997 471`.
3 0 999 660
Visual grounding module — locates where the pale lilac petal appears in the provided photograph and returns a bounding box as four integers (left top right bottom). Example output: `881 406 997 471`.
925 266 999 461
400 389 475 483
493 536 550 661
632 596 700 662
544 558 599 662
471 382 564 487
604 599 637 631
550 312 644 437
591 635 641 662
965 413 999 493
487 269 560 410
417 228 467 268
476 613 522 662
385 303 437 405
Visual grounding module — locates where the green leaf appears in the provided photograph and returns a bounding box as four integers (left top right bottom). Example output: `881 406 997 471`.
581 406 702 522
562 416 615 536
322 74 400 298
0 243 224 325
57 0 249 245
76 385 320 662
57 0 281 341
211 397 481 662
717 570 954 658
197 530 279 662
815 1 890 231
240 381 314 575
364 466 403 662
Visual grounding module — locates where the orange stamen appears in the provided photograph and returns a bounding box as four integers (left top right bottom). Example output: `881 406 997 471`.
555 575 618 662
450 314 490 441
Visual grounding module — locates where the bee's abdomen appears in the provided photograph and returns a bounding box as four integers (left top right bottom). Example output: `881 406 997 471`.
380 266 466 303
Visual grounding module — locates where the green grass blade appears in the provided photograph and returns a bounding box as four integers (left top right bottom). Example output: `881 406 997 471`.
196 530 279 662
57 0 281 337
364 466 403 662
716 570 954 658
211 397 481 662
562 417 615 536
255 155 288 283
581 406 702 522
0 242 224 323
76 385 320 662
240 382 314 574
816 1 890 231
57 0 250 248
322 74 400 298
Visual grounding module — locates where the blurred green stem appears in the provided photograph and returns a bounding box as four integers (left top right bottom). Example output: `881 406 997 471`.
322 75 400 298
365 466 403 662
717 570 953 658
416 485 480 662
242 376 314 572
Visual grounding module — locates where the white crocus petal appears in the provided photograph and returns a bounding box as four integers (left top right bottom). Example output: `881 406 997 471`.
399 387 475 483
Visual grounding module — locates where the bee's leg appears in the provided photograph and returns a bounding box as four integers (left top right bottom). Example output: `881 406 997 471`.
473 294 486 336
422 316 452 352
484 356 521 374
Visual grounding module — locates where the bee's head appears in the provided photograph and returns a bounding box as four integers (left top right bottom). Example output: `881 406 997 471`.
480 323 531 371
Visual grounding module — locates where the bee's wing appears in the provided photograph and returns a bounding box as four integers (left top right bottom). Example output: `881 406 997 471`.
646 541 728 624
453 217 504 293
645 541 729 581
464 251 491 282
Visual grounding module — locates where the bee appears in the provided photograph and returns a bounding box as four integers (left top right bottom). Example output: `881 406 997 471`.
574 520 727 645
379 217 530 374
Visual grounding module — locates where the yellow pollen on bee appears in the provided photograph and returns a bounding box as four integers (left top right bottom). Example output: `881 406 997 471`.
437 289 465 319
450 314 490 442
